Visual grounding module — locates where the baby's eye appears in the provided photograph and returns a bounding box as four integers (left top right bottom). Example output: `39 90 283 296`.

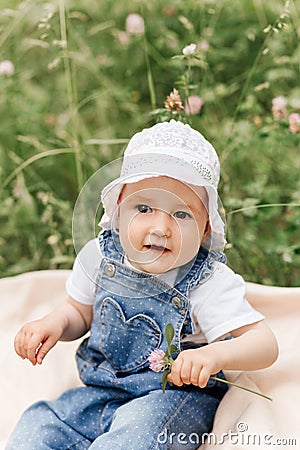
173 211 192 220
136 204 153 213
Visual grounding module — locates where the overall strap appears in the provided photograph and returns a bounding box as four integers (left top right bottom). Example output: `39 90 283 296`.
175 246 226 297
98 229 124 262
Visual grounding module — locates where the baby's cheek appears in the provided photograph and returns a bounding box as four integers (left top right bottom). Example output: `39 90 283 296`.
127 225 142 250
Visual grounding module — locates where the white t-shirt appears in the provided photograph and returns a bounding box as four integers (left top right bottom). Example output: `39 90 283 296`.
66 239 263 343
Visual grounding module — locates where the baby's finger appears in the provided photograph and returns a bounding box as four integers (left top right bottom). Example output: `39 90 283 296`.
169 357 184 386
26 335 43 365
14 331 26 360
190 364 201 386
36 336 57 364
180 360 193 385
198 366 211 388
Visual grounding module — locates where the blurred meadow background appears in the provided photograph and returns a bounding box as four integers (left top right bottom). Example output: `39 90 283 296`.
0 0 299 286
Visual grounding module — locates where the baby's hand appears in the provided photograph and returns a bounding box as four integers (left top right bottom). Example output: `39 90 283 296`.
167 345 222 388
14 317 63 366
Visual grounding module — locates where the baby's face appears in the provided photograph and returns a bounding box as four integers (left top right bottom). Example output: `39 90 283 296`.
117 176 210 274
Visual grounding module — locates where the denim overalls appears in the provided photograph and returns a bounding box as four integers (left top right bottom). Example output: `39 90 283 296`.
7 230 227 450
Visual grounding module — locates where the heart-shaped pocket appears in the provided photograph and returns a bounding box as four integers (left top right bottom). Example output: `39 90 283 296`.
99 297 161 373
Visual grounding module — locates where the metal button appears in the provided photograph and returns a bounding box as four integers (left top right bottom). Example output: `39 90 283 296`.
172 296 181 309
183 319 189 326
104 263 116 277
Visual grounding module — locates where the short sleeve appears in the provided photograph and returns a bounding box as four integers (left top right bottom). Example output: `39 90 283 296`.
189 262 264 343
66 238 102 305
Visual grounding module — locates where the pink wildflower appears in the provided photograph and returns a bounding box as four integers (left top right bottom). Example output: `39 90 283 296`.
199 40 209 52
288 113 300 134
182 43 196 57
0 60 14 76
184 95 204 115
272 96 287 120
125 13 145 35
147 349 167 372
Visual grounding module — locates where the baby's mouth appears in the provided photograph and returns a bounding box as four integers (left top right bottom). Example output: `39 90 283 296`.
144 244 170 253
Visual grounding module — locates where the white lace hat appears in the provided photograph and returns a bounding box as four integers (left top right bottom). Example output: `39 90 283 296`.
99 120 226 251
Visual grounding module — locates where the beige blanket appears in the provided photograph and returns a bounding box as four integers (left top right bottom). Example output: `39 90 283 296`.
0 270 299 449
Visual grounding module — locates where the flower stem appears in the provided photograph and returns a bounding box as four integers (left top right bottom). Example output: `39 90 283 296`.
59 0 84 192
227 202 300 216
0 148 76 194
210 376 272 401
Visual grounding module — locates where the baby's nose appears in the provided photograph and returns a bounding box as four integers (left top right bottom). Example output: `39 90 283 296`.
150 229 167 243
151 228 166 237
150 211 172 238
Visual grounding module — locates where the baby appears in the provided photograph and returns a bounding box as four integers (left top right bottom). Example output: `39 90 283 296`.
7 120 278 450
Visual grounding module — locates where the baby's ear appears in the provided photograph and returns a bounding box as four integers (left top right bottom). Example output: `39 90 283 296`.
115 191 123 225
203 220 211 242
